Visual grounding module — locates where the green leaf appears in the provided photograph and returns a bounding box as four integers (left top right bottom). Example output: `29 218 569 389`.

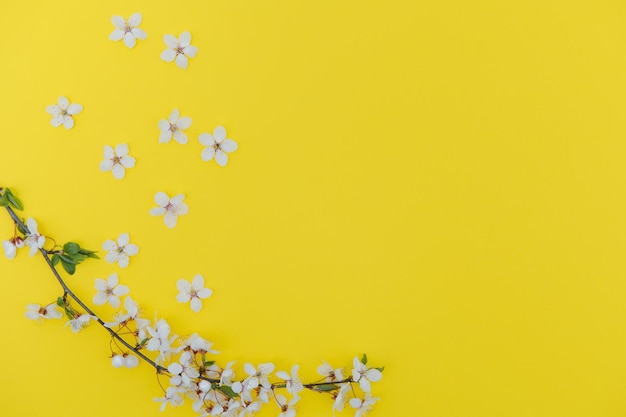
86 252 100 259
5 189 23 210
311 383 340 392
61 260 76 275
375 367 385 372
361 353 368 365
0 193 8 207
51 254 60 266
63 242 80 255
59 254 78 264
71 253 87 263
56 297 65 307
217 385 239 399
204 361 215 367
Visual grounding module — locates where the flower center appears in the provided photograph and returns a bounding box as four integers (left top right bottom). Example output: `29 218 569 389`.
169 123 178 132
175 46 185 55
113 156 121 164
124 24 132 34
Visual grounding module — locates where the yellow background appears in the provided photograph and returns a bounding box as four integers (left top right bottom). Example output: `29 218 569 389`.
1 0 626 416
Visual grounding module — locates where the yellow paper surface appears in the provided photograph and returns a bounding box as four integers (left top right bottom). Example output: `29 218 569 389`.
2 1 626 416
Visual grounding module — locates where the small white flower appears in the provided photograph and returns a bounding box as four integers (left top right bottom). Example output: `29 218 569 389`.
46 96 82 129
149 192 188 228
160 31 198 69
154 387 184 412
332 383 351 412
93 273 130 309
176 274 212 313
180 332 218 354
146 318 177 363
168 361 200 388
66 313 97 333
25 303 63 321
351 357 383 393
111 353 139 368
100 144 136 180
3 236 24 259
275 394 299 417
104 296 150 331
102 233 139 268
199 126 238 167
276 365 304 396
24 218 45 257
349 393 379 417
243 362 275 389
317 360 344 382
158 109 192 144
109 13 147 48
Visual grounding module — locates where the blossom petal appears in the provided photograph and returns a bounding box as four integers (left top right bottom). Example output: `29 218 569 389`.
173 130 188 144
109 29 124 41
112 164 125 179
190 297 202 313
177 116 192 129
111 15 126 29
184 45 198 58
105 251 119 263
113 284 130 297
118 255 129 268
213 126 227 142
117 233 130 246
125 243 139 256
191 274 204 289
197 288 213 299
160 49 176 62
67 103 83 115
123 32 136 48
93 292 108 306
57 96 69 109
170 194 185 205
175 54 188 69
2 241 16 259
215 150 228 166
128 12 142 27
201 147 215 161
63 116 74 130
120 155 135 168
164 34 178 49
198 133 214 147
164 212 178 228
102 239 117 251
51 116 63 127
132 27 147 40
179 31 191 47
46 105 60 116
155 192 170 206
115 143 129 156
159 131 172 143
150 207 166 216
175 202 189 215
176 292 190 303
158 119 170 132
108 296 121 309
169 109 180 123
221 139 238 153
103 145 115 159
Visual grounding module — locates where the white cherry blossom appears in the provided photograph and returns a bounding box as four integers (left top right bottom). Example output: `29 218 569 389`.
102 233 139 268
351 356 383 393
93 273 130 309
25 303 63 321
276 364 304 396
3 236 24 259
332 383 351 412
149 192 188 228
317 360 344 382
199 126 238 166
24 218 45 257
168 361 199 388
100 144 136 180
66 313 97 333
158 109 192 144
104 296 149 331
160 32 198 69
275 394 299 417
154 387 184 412
176 274 212 313
46 96 82 129
146 318 177 363
111 353 139 368
109 13 147 48
349 393 379 417
244 362 275 389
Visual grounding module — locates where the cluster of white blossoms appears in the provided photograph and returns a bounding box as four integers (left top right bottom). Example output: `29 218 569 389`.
3 217 45 259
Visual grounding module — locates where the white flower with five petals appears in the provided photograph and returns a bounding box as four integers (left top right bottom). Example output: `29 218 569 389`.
244 362 275 389
24 218 45 257
93 273 130 309
100 144 136 180
199 126 238 166
160 32 198 69
276 364 304 396
25 303 63 321
109 13 147 48
102 233 139 268
158 109 192 144
66 313 97 333
176 274 213 313
149 192 188 228
275 394 299 417
317 360 344 382
351 356 383 393
349 393 379 417
46 96 82 129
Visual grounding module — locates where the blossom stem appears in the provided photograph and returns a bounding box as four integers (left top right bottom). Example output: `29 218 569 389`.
3 205 167 374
